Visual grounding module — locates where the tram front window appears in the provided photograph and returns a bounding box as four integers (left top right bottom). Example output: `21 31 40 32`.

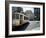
24 16 28 20
15 14 19 19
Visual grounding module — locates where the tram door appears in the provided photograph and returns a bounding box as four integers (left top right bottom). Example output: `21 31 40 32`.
20 15 23 24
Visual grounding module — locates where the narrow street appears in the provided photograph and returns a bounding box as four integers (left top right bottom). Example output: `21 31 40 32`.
12 21 40 31
25 21 40 30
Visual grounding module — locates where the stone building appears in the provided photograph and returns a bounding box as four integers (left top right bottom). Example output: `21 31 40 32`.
25 10 34 21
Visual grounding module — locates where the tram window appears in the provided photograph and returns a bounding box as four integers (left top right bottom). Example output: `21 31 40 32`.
20 15 23 19
24 16 28 20
15 14 19 19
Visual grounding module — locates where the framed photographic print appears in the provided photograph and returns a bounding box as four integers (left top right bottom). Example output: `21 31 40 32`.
5 1 45 37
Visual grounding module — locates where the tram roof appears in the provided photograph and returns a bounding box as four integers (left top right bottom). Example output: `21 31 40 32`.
14 12 28 17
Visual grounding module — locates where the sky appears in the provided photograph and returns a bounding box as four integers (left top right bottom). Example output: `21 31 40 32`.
22 7 34 13
11 4 34 13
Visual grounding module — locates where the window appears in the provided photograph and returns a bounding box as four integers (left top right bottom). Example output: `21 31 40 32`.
24 16 28 20
20 15 23 19
15 14 19 19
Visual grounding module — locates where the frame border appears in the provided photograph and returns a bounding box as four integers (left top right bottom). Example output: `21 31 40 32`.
5 1 45 37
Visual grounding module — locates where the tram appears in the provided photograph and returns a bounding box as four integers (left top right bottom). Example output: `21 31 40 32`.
13 13 29 26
